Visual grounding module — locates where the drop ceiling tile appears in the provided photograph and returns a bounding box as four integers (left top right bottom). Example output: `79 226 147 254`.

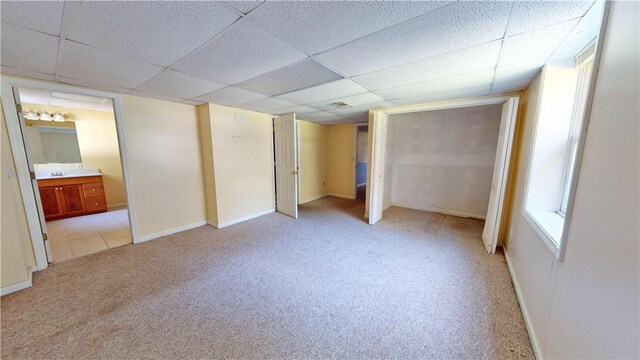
389 85 492 106
491 79 532 95
1 24 58 74
192 87 268 106
548 1 605 63
64 1 239 67
1 1 64 36
59 40 164 90
57 76 132 95
137 70 225 99
353 40 501 91
238 97 295 112
499 20 579 67
276 79 369 104
129 89 189 105
174 19 307 85
376 69 495 100
494 61 543 84
308 93 386 111
272 105 318 116
295 111 337 121
506 1 593 36
238 58 342 96
316 1 510 76
224 1 264 14
1 66 55 82
327 101 394 116
247 1 452 54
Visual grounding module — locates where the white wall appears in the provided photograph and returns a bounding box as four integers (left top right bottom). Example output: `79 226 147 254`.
120 95 207 240
504 2 639 358
386 105 502 219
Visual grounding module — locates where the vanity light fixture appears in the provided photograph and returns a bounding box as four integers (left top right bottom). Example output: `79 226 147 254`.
52 111 66 122
39 111 53 121
24 108 39 120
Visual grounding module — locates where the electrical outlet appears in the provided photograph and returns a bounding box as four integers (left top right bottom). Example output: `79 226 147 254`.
322 181 326 187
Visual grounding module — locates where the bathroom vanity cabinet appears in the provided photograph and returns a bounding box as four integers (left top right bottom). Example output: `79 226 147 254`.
38 175 107 221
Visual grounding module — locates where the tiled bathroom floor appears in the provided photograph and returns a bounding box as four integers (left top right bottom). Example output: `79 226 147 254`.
47 209 131 263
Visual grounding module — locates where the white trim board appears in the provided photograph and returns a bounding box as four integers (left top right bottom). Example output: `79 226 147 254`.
210 208 275 229
389 203 487 220
1 271 33 296
504 250 543 360
137 220 207 242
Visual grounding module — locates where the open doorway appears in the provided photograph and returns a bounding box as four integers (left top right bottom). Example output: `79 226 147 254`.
9 86 132 264
354 124 368 200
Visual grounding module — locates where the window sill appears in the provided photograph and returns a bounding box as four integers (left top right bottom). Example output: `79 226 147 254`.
522 208 565 260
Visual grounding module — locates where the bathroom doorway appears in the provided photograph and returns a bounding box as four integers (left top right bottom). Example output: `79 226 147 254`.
2 77 137 269
354 123 368 200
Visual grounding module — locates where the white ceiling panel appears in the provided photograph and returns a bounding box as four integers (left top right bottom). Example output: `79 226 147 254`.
276 79 369 104
499 20 579 67
389 85 492 106
506 1 594 36
328 101 394 116
272 105 318 116
1 1 64 36
137 70 226 100
129 89 193 105
308 93 386 111
57 76 133 95
224 1 264 14
376 69 495 100
494 61 544 84
1 24 59 74
491 79 532 95
316 1 510 76
64 2 239 67
296 111 343 121
238 58 342 96
247 1 452 54
193 87 268 106
174 19 307 85
238 97 295 112
1 66 55 82
353 40 502 91
548 1 605 64
59 40 164 90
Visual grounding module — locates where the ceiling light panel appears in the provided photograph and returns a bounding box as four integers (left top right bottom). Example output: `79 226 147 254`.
59 40 164 90
1 1 64 36
17 88 53 106
1 24 58 74
137 70 226 99
307 92 386 111
174 20 307 85
223 1 264 15
506 1 594 36
353 40 501 91
247 1 452 54
376 69 495 100
316 1 510 76
238 97 296 112
389 85 492 106
193 87 268 106
499 20 579 67
276 79 369 104
64 1 239 67
51 92 107 104
238 58 342 96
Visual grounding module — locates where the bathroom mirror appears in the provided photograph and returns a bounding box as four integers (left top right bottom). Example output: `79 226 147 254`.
24 120 82 164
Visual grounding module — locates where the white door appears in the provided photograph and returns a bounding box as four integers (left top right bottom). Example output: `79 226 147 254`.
482 97 519 253
274 113 299 219
367 111 388 225
12 87 53 262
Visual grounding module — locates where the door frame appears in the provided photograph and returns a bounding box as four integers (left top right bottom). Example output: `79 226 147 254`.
366 94 520 248
352 122 369 200
1 75 139 271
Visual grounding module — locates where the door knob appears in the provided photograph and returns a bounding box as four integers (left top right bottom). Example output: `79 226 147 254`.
290 170 298 175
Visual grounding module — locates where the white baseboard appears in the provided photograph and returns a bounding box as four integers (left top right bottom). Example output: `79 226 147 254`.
389 202 486 220
504 250 543 360
136 220 207 243
211 208 275 229
299 194 327 204
326 193 356 200
1 270 32 296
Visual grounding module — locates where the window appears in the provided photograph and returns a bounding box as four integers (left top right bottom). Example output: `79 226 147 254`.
522 41 597 260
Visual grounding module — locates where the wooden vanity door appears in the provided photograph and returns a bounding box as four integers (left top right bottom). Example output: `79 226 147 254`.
40 187 64 219
60 185 86 216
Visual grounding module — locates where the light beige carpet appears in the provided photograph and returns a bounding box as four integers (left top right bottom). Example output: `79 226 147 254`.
1 196 534 359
